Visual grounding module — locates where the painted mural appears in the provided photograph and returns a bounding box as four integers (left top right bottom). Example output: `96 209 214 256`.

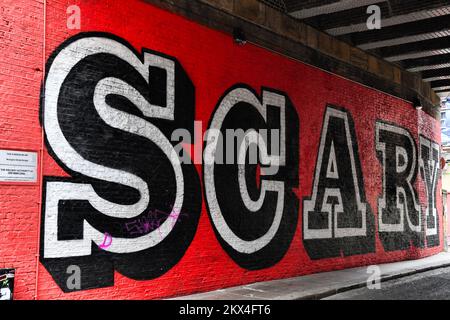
0 0 442 299
39 32 442 293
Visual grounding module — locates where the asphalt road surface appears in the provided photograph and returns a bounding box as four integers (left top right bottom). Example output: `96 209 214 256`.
324 266 450 300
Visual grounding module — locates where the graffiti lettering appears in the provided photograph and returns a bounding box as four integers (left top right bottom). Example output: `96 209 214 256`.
39 32 441 294
40 33 202 291
419 135 440 247
303 106 375 259
376 121 423 250
98 233 112 250
203 85 299 269
124 208 188 236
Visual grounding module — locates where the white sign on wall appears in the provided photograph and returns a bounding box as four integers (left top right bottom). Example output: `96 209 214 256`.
0 150 38 183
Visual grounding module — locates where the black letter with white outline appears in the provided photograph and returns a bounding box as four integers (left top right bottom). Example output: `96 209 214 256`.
376 121 423 251
40 33 201 291
419 135 440 247
303 105 375 259
203 85 299 269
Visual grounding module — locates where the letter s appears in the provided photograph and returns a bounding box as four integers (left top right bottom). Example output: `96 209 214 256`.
40 33 201 291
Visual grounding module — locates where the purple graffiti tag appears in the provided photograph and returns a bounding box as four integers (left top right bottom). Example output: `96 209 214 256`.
142 221 151 233
168 210 180 229
98 232 112 249
124 207 189 237
125 220 145 236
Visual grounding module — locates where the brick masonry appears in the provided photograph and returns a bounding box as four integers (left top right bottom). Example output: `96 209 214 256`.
148 0 441 118
0 0 444 300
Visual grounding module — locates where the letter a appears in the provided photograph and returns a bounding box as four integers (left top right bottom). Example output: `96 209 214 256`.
66 265 81 290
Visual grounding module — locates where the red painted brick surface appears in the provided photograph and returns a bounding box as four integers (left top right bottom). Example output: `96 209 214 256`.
0 0 443 299
0 0 44 300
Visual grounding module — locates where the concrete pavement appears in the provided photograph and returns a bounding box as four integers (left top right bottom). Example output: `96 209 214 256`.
170 252 450 300
324 266 450 299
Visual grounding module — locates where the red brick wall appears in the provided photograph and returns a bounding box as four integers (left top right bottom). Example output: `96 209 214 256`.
0 0 443 300
0 0 44 299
